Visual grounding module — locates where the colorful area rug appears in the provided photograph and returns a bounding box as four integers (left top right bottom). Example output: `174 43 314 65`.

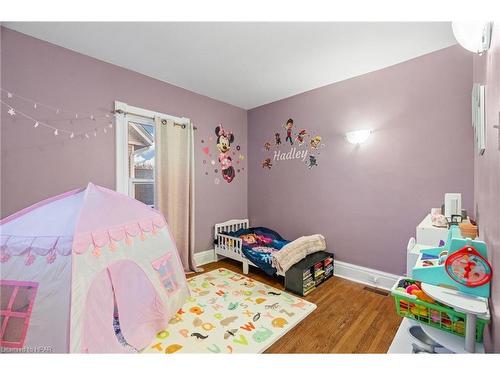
144 268 316 354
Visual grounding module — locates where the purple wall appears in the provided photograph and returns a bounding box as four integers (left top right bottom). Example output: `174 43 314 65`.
473 26 500 353
248 45 474 275
0 27 248 253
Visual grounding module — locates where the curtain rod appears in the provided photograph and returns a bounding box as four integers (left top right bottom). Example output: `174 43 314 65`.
113 109 197 130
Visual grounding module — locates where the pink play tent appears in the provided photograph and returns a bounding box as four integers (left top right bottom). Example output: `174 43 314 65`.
0 183 189 353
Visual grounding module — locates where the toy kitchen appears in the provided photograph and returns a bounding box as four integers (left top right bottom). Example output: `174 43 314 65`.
388 193 493 354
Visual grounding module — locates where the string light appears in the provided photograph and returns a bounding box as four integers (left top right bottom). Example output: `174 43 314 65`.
1 99 113 140
1 88 112 122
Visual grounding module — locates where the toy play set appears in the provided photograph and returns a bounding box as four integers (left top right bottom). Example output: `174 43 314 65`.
412 226 492 298
392 225 492 343
392 278 488 342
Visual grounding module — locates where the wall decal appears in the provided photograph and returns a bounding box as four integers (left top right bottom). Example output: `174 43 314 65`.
215 125 236 183
284 118 294 145
296 129 307 145
275 133 281 146
306 155 318 169
261 118 325 170
310 136 322 149
200 124 246 184
262 158 273 169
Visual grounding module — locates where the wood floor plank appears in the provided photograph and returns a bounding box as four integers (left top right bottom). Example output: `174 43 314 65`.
193 258 402 353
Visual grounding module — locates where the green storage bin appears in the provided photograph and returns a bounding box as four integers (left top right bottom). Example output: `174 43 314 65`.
391 278 489 343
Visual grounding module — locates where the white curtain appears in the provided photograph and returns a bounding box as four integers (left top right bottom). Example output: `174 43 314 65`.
154 116 199 273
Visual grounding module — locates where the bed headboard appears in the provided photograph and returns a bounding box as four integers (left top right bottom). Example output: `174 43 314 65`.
214 219 249 238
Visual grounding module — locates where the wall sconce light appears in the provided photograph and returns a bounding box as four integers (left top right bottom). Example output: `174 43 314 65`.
452 22 493 54
345 129 372 145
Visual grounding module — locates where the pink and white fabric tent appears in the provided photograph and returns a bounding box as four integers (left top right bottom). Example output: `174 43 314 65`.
0 183 189 353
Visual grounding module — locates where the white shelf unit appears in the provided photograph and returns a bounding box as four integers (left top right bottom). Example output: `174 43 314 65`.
416 214 449 246
421 283 489 353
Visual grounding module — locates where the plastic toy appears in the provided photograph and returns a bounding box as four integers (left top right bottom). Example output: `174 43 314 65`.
412 290 435 303
412 226 492 298
430 310 441 323
454 320 465 335
410 304 428 316
391 276 489 342
445 246 492 287
406 284 420 294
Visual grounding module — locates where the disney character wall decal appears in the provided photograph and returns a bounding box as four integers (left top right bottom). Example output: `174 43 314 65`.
215 124 235 183
200 124 245 184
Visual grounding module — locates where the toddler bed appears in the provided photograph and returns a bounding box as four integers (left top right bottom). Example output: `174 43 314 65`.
214 219 326 275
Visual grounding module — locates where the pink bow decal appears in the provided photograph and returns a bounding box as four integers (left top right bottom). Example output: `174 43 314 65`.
217 125 232 139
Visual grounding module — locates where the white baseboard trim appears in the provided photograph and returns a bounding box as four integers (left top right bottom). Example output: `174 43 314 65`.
194 249 216 267
333 260 401 291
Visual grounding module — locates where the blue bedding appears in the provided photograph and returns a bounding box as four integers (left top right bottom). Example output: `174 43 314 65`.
225 227 289 275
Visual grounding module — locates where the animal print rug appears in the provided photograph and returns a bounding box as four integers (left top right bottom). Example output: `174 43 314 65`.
144 268 316 354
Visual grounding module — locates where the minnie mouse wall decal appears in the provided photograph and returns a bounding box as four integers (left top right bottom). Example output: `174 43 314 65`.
215 124 235 183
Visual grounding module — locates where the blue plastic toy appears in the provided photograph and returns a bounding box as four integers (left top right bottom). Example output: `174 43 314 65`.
412 226 492 298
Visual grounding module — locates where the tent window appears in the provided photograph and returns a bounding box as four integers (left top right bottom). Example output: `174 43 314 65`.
0 280 38 349
151 253 178 295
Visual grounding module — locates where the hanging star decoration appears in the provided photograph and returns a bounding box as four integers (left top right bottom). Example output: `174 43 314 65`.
1 87 119 140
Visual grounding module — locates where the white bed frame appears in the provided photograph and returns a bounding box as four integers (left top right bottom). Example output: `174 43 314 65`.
214 219 255 274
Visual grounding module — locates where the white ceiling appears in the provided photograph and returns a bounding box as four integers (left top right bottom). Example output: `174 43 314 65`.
3 22 457 109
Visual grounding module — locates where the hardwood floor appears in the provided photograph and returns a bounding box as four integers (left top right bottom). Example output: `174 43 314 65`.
195 258 402 353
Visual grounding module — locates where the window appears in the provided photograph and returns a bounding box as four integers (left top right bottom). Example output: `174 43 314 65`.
151 254 178 295
115 101 190 208
1 280 38 349
128 121 155 207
